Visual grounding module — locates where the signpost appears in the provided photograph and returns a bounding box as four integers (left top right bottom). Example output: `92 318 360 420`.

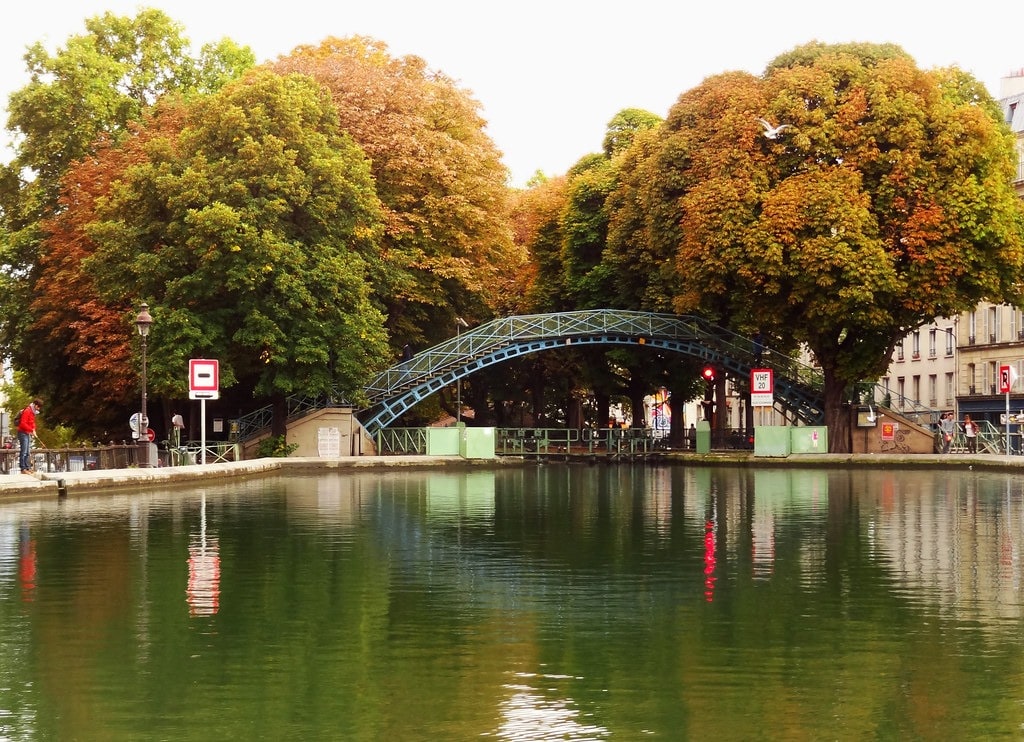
1000 364 1018 455
189 359 220 465
750 368 774 429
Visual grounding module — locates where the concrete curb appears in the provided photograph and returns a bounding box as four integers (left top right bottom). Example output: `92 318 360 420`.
0 455 525 500
0 452 1018 502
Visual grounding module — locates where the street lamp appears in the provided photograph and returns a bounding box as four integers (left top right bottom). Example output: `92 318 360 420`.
455 316 468 425
135 302 153 467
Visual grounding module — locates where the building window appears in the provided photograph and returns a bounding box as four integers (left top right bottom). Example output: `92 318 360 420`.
898 377 906 408
945 372 954 406
945 328 955 356
896 340 904 361
912 331 920 359
969 312 977 345
928 374 937 407
928 329 937 358
989 361 999 394
989 306 999 343
968 363 976 394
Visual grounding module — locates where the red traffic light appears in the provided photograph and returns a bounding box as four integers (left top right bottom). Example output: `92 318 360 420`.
701 366 716 382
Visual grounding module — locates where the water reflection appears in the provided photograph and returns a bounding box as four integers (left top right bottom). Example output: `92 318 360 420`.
497 672 609 740
187 494 220 617
2 466 1024 738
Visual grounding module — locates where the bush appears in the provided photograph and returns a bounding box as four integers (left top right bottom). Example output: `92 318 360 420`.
256 434 298 458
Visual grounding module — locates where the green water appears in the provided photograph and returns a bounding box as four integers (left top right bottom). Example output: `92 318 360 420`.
2 464 1024 740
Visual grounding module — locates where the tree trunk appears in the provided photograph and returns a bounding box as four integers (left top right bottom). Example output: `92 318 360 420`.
822 366 851 453
531 363 545 426
271 393 288 438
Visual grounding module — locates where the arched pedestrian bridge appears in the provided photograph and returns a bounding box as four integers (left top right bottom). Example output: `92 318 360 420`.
357 310 826 436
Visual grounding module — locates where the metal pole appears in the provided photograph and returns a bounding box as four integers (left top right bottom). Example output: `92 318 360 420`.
455 317 468 425
135 303 153 468
140 332 148 467
1007 390 1011 456
456 323 461 424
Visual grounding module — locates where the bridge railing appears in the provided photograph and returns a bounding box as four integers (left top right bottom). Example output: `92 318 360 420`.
234 311 829 441
234 388 352 442
375 428 428 455
365 310 824 401
372 426 756 456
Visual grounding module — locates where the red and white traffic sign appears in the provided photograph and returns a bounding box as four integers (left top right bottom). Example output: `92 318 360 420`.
750 368 774 407
999 364 1018 394
189 358 220 400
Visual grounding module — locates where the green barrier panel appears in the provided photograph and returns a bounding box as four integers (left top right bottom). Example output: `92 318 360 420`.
696 421 711 454
461 427 496 459
426 427 461 456
754 426 791 457
790 426 828 454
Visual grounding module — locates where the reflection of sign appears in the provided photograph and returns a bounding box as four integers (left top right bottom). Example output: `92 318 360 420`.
881 422 896 441
187 539 220 617
750 368 774 407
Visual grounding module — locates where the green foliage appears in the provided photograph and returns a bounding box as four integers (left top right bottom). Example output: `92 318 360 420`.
627 42 1024 446
0 9 254 433
602 108 662 157
84 69 391 406
255 434 298 458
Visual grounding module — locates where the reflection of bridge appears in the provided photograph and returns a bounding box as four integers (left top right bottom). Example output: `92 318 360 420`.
357 310 826 437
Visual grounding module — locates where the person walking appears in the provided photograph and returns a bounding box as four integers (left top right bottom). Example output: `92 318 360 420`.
940 412 955 453
16 398 42 474
963 414 979 454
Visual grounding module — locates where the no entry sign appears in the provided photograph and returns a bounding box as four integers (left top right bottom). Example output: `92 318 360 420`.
189 359 220 400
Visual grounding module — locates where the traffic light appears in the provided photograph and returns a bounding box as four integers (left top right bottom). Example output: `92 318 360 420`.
701 365 716 383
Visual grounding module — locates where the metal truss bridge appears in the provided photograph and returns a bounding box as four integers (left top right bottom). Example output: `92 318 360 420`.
356 310 826 437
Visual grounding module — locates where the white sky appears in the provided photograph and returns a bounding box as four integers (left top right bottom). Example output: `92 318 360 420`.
2 1 1022 186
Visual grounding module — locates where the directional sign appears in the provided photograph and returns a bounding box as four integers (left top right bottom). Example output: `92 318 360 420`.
750 368 774 407
189 358 220 400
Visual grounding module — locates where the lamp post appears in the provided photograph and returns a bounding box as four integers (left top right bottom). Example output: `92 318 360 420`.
135 303 153 467
455 317 468 425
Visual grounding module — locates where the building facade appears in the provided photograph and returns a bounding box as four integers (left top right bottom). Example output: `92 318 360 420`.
880 71 1024 429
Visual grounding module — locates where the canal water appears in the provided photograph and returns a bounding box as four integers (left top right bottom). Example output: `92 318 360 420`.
2 464 1024 740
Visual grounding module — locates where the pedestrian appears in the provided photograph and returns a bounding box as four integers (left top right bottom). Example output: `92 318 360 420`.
16 398 42 474
940 412 955 453
963 414 979 454
170 412 185 448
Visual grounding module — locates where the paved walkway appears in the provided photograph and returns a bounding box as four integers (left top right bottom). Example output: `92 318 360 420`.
0 455 522 500
0 452 1020 501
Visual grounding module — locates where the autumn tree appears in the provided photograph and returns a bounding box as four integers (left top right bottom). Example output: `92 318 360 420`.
639 42 1024 450
270 37 519 352
42 70 390 436
30 114 186 433
0 9 254 424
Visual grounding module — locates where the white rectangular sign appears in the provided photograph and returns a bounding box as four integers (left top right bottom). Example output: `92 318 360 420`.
189 358 220 400
751 368 774 407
